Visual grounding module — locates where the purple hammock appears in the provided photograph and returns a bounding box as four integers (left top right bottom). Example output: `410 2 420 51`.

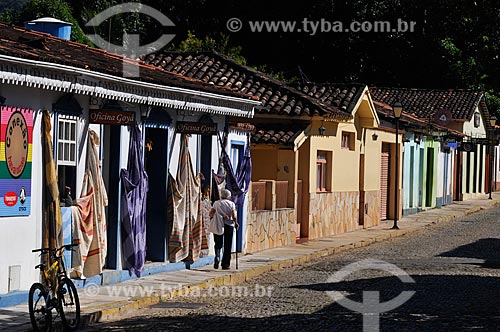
120 125 149 277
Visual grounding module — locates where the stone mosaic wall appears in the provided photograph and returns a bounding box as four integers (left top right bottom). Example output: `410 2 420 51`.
308 191 360 240
361 190 380 229
246 209 297 253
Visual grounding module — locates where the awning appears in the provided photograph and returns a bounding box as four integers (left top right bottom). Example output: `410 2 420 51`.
0 59 258 118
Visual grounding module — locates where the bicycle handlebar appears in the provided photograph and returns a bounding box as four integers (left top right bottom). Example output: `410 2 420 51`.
32 248 50 253
32 243 78 254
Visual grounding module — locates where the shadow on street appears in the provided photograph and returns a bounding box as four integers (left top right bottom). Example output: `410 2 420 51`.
438 238 500 269
85 274 500 332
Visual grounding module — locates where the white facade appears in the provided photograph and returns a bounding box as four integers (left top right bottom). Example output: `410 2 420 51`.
0 62 258 297
436 147 454 206
0 85 94 294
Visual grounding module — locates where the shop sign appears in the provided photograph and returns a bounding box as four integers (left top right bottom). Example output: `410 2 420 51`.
89 109 136 126
231 123 255 132
1 107 33 217
460 142 476 152
176 121 217 135
434 108 453 126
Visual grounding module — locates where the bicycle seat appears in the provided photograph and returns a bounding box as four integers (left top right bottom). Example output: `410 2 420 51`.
35 264 46 270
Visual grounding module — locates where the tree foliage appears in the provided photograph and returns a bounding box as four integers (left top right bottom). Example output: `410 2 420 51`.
17 0 90 44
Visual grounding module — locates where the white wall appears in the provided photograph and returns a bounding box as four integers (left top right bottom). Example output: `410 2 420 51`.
496 146 500 186
463 106 487 138
436 149 444 199
0 85 92 294
449 150 455 198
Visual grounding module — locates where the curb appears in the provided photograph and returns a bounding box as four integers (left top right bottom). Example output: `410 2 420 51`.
78 198 500 327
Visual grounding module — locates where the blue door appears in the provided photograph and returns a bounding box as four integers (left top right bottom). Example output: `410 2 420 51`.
230 141 245 252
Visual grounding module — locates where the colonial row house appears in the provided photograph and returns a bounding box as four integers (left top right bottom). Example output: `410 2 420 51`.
142 51 398 252
370 88 495 214
0 22 260 301
142 51 499 257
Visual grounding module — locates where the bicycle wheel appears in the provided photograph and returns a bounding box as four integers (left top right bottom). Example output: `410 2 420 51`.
28 282 52 332
57 278 80 331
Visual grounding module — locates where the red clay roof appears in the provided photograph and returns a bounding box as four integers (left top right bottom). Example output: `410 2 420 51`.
143 51 353 120
370 87 484 121
0 23 255 100
251 124 307 146
294 83 365 114
373 100 465 137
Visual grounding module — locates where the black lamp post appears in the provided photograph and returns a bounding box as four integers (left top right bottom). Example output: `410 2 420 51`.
489 115 497 199
392 102 403 229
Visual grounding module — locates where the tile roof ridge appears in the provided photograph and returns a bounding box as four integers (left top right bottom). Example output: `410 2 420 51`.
370 86 484 93
299 81 367 87
155 50 352 118
296 81 367 114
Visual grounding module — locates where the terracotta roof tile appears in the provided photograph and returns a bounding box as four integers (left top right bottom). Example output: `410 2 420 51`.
370 87 484 121
143 51 352 120
295 83 365 114
251 125 306 146
373 101 465 137
0 23 254 100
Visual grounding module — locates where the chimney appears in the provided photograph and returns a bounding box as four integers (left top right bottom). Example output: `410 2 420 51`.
24 17 72 40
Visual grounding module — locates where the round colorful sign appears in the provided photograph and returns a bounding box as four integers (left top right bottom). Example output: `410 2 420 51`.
3 192 18 207
4 111 29 178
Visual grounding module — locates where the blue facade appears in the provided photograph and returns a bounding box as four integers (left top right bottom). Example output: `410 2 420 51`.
402 135 425 216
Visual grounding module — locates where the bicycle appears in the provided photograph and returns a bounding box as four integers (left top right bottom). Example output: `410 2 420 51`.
29 243 81 332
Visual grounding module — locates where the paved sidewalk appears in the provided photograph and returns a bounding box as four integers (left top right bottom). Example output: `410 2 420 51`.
2 194 499 331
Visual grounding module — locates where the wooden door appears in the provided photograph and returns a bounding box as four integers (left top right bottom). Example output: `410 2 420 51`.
380 145 391 220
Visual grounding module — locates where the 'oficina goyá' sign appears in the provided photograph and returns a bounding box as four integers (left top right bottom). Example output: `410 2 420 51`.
89 109 136 125
176 121 217 135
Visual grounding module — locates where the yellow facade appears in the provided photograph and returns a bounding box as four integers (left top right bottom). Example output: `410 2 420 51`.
248 88 405 247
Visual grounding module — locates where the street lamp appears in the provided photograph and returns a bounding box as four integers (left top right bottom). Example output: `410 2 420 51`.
392 102 403 229
489 115 497 199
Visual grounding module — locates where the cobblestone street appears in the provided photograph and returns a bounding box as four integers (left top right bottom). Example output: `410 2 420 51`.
83 206 500 332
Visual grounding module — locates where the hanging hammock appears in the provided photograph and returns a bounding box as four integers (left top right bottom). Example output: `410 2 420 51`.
42 110 63 252
217 133 252 209
71 129 108 278
120 125 149 277
166 134 203 263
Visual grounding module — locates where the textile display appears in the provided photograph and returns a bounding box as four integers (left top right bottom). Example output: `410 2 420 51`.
71 129 108 278
42 110 63 251
167 134 203 263
120 125 149 277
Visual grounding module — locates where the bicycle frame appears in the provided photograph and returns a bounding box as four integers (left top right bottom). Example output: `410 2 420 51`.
34 245 74 298
30 243 80 332
42 256 60 296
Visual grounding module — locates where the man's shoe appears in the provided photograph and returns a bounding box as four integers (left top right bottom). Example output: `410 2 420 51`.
221 266 230 270
214 257 220 269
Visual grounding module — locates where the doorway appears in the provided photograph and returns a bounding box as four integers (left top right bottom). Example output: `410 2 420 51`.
104 125 121 269
418 148 424 207
409 147 415 208
359 154 365 226
426 147 435 207
380 144 391 220
443 151 449 205
453 150 462 201
230 141 245 252
144 128 169 262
